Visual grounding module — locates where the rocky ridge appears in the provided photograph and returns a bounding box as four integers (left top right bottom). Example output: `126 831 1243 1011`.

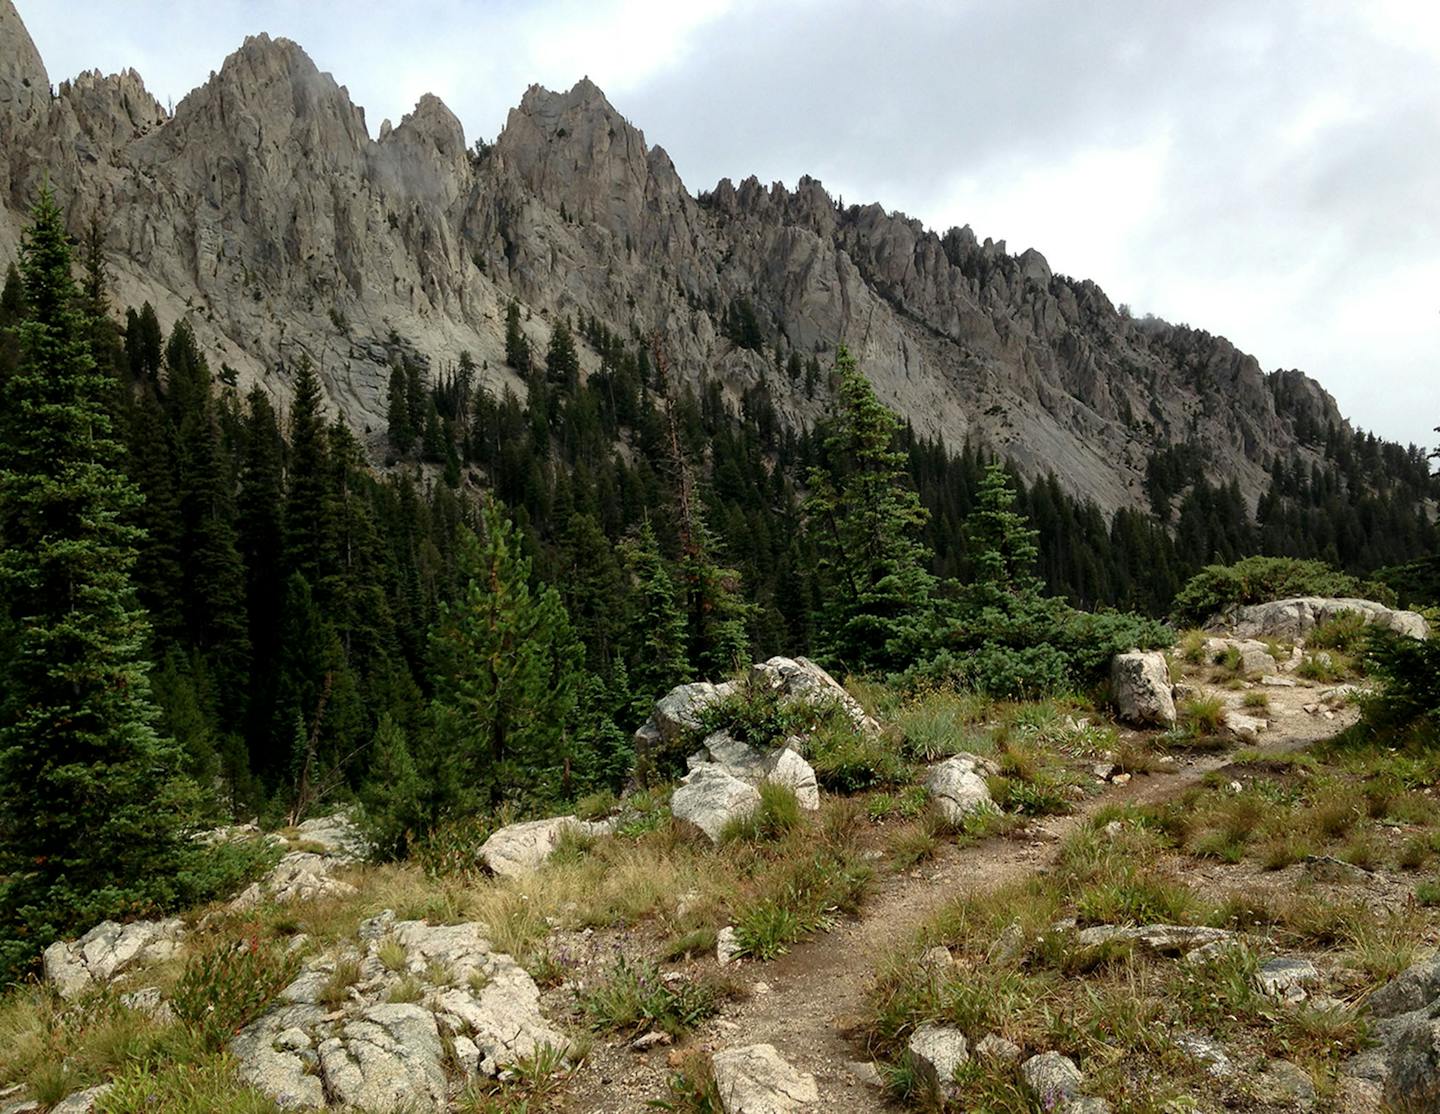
0 0 1346 513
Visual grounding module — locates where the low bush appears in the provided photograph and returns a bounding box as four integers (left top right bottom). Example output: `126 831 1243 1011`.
575 955 723 1037
172 934 301 1050
1309 612 1369 653
1171 556 1392 627
720 783 803 844
1178 695 1225 735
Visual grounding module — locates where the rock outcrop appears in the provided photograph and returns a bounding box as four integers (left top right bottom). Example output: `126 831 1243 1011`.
233 913 568 1111
1217 598 1429 642
43 918 185 1000
0 0 1355 515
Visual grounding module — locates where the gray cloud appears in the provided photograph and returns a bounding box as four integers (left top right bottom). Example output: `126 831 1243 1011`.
19 0 1440 450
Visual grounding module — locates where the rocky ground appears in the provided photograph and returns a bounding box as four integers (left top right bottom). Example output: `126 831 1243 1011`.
3 603 1436 1114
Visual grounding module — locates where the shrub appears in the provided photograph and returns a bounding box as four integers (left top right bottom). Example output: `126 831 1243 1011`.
414 814 495 879
806 723 909 792
1298 651 1350 683
1172 556 1391 627
1179 695 1225 735
172 935 301 1050
721 783 803 843
575 955 722 1036
1309 612 1369 653
696 678 838 750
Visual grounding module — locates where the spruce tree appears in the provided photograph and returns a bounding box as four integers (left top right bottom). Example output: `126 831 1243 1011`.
805 344 936 672
964 461 1045 610
429 501 581 809
284 359 335 592
0 191 199 974
357 714 424 860
623 522 691 706
386 363 416 454
546 318 580 391
504 300 531 373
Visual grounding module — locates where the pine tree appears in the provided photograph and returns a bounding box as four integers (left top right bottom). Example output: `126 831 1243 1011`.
964 462 1044 610
546 318 580 391
429 502 581 809
356 714 424 860
284 360 334 592
386 363 416 454
623 522 690 706
504 300 531 373
124 301 163 383
0 191 199 975
805 344 936 672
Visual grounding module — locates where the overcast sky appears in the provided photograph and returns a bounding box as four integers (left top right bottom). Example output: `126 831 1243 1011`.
18 0 1440 452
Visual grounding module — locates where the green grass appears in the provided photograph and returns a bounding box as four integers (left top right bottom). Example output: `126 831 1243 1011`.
574 955 725 1037
720 782 803 844
1178 694 1225 735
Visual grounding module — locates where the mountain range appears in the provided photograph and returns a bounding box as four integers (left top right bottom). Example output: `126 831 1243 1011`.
0 0 1347 513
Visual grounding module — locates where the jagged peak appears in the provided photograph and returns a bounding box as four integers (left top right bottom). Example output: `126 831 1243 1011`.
0 0 50 118
385 92 466 159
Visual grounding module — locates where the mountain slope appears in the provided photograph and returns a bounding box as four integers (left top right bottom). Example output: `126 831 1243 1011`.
0 0 1345 512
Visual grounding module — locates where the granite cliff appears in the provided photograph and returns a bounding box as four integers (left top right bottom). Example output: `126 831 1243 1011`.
0 1 1344 512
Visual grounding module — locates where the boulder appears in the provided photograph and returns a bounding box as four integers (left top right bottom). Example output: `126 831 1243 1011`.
925 753 996 824
231 851 358 910
747 656 881 735
1344 955 1440 1105
48 1086 112 1114
478 815 612 879
1220 597 1429 642
763 746 820 811
671 763 761 841
1110 651 1176 728
1020 1051 1084 1104
711 1043 818 1113
234 916 567 1109
291 813 367 860
907 1024 969 1094
633 680 737 757
43 917 185 1000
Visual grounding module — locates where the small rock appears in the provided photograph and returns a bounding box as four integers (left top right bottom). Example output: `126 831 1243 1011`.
632 1030 673 1050
1020 1051 1083 1103
907 1024 969 1096
711 1043 818 1113
987 920 1026 964
1174 1032 1234 1078
1112 772 1131 786
920 946 954 971
844 1060 885 1088
1102 820 1124 837
1061 1100 1112 1114
49 1086 113 1114
1260 675 1298 687
717 926 742 966
1092 763 1118 782
1222 710 1267 743
1303 854 1372 884
1254 1059 1316 1110
1256 957 1321 1000
976 1033 1022 1063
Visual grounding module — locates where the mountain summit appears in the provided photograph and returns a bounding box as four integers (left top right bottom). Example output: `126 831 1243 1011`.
0 0 1344 511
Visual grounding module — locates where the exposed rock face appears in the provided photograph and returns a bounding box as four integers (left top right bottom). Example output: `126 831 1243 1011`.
710 1043 818 1114
1110 651 1177 728
1218 598 1430 642
633 680 737 761
43 918 185 1000
925 754 996 825
1347 955 1440 1106
0 0 1352 513
233 914 568 1110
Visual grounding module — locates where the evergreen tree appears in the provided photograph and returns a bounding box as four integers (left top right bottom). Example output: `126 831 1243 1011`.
0 191 199 975
964 462 1045 610
623 521 691 707
504 300 531 373
805 344 936 671
386 363 416 454
124 301 163 383
356 714 424 861
429 502 581 809
284 360 334 592
546 318 580 391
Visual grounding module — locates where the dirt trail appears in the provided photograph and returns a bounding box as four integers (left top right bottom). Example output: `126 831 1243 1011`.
570 676 1354 1112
